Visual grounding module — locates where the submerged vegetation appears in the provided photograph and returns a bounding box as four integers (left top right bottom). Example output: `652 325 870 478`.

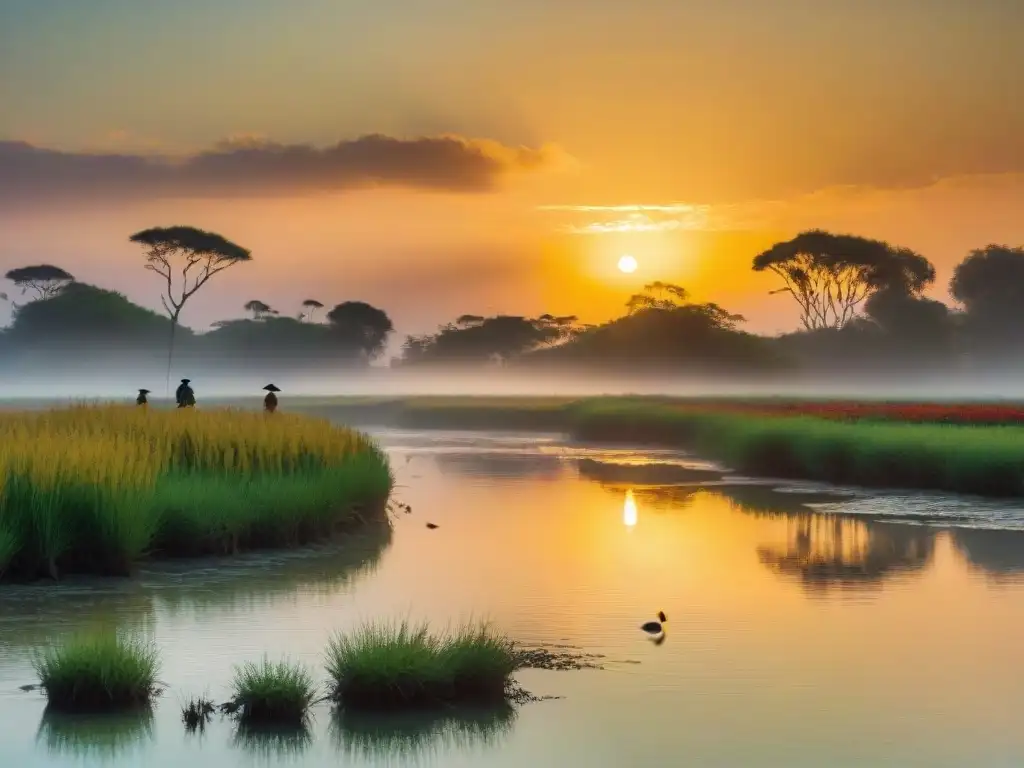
181 694 216 732
313 396 1024 497
31 632 160 712
0 404 392 580
325 620 520 711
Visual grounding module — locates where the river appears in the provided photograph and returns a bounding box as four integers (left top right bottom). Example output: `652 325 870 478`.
3 427 1024 767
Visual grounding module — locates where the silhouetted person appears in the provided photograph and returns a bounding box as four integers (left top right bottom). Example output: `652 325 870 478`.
136 388 151 406
263 383 280 413
176 378 196 408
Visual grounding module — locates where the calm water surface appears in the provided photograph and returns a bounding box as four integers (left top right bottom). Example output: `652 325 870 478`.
3 428 1024 767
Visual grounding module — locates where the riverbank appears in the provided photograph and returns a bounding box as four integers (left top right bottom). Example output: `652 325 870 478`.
307 396 1024 497
0 405 393 581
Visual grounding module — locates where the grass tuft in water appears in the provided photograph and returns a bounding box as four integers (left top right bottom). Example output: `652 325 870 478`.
325 620 519 711
31 632 160 712
181 694 216 732
227 657 319 727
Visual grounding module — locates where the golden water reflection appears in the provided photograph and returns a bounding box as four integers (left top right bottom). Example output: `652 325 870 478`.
623 489 638 528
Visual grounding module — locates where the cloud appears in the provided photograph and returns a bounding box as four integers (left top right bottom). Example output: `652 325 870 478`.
538 202 759 234
0 134 565 206
540 173 1024 236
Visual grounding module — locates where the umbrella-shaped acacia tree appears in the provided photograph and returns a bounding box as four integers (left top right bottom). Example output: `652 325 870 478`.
130 225 252 389
4 264 75 301
301 299 324 322
752 230 934 331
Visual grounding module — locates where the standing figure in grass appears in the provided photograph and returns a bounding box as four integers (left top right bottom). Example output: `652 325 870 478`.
176 378 196 409
263 383 280 413
136 388 151 406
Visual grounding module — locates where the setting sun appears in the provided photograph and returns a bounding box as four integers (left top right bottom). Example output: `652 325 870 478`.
618 254 638 273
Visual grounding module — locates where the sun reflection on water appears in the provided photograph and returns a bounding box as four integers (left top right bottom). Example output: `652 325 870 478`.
623 489 638 528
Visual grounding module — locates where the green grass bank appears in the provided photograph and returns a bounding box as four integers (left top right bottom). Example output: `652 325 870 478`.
302 396 1024 497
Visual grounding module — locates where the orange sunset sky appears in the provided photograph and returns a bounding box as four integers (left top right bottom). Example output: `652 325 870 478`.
1 0 1022 340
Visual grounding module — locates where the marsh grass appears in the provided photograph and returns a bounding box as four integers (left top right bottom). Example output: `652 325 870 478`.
325 620 519 711
0 404 392 580
570 401 1024 496
327 395 1024 497
227 657 319 727
31 632 160 712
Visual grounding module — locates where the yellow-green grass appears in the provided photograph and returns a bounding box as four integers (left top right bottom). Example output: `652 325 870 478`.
0 405 392 580
31 632 160 713
307 396 1024 497
325 620 519 711
228 657 319 727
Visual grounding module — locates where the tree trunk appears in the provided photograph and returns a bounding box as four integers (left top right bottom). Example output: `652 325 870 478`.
165 314 180 397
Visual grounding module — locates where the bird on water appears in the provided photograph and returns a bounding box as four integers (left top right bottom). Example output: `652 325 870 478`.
641 611 667 635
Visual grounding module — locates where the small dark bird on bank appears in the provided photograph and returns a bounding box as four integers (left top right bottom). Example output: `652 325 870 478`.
426 522 439 529
262 383 280 413
136 388 151 406
641 611 667 635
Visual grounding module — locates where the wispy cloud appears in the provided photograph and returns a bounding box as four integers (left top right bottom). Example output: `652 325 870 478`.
538 202 766 234
540 173 1024 236
0 134 566 207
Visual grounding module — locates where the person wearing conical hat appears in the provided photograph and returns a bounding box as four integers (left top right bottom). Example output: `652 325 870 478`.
263 383 280 413
176 378 196 409
136 388 151 406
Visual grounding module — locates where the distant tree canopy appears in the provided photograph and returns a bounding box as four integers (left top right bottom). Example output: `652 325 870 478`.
626 281 692 313
6 281 175 346
521 284 774 371
244 299 276 320
753 230 935 331
326 301 395 360
301 299 324 322
397 314 572 366
8 231 1024 380
950 245 1024 352
4 264 75 301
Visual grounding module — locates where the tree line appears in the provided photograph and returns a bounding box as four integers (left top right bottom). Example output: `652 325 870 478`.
1 225 1023 379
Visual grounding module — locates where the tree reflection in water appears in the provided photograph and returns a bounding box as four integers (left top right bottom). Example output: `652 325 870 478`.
714 484 936 593
756 514 935 593
952 527 1024 583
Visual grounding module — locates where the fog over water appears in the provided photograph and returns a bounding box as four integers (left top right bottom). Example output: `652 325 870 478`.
3 364 1024 402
